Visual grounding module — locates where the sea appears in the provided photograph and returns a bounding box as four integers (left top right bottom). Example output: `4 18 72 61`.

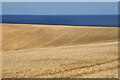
2 15 119 27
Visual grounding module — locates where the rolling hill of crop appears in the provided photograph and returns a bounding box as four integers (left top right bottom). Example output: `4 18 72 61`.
2 24 119 78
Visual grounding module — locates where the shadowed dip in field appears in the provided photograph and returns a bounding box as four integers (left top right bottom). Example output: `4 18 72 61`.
2 23 119 78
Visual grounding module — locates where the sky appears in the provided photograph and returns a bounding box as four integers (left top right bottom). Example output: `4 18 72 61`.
1 0 120 2
2 2 118 15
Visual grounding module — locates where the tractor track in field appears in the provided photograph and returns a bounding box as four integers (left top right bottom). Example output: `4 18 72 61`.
38 58 119 77
60 62 119 78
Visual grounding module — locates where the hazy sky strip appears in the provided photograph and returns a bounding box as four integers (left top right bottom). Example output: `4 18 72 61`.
1 0 120 2
2 2 118 15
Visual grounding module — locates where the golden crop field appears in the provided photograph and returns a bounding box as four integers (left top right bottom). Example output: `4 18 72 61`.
2 23 119 78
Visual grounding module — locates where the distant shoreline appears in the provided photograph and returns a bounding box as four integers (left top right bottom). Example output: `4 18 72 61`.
1 23 118 28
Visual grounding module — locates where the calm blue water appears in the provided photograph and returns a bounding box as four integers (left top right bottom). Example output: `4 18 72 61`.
2 15 119 27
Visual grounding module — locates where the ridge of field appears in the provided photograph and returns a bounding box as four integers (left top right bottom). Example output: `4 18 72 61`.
2 24 118 51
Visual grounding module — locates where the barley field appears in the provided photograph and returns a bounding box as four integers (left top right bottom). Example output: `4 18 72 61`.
2 23 119 78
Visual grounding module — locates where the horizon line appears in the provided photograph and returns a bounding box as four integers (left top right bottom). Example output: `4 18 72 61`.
2 0 120 2
2 14 119 15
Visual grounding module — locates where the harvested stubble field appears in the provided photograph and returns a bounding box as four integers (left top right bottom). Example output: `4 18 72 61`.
2 23 119 78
